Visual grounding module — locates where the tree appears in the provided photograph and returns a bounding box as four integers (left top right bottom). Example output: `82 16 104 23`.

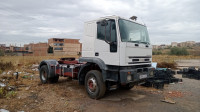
47 46 53 53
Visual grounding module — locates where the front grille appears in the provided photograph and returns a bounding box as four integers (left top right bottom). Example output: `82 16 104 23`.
129 56 152 58
128 56 151 65
128 61 151 64
132 59 139 61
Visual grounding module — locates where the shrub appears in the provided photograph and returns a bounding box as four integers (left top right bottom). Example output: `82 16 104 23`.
0 88 5 98
6 91 17 99
153 50 162 55
0 61 14 71
0 49 4 56
169 47 189 56
0 88 17 98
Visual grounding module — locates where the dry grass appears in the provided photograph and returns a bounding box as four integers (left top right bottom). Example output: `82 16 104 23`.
157 62 177 69
0 61 14 73
152 55 200 63
0 55 79 65
0 55 79 72
0 55 200 72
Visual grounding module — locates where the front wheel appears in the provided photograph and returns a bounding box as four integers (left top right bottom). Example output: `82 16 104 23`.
85 70 106 99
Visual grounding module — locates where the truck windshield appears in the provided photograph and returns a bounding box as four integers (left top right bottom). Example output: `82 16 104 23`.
118 19 150 44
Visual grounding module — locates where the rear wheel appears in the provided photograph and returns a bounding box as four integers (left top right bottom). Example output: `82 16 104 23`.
40 65 49 84
50 75 59 83
85 70 106 99
40 65 59 83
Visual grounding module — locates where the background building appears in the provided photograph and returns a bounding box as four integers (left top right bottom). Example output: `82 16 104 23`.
178 41 195 47
1 38 82 56
153 41 197 50
48 38 81 56
32 43 48 56
0 44 6 51
171 42 178 47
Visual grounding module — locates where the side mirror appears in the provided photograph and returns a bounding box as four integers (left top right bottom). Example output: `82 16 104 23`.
110 41 117 52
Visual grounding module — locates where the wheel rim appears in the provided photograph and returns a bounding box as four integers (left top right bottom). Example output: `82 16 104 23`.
41 70 47 81
87 77 97 93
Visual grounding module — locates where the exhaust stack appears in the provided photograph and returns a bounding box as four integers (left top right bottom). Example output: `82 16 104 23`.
130 16 137 21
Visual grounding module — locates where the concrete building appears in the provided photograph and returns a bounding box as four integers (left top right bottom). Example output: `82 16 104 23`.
0 44 6 47
2 38 82 56
178 41 195 47
3 45 24 52
0 44 6 51
48 38 81 56
160 44 168 49
171 42 178 47
152 45 159 49
195 42 200 46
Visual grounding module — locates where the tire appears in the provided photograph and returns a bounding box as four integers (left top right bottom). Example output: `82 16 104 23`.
40 65 59 84
50 75 59 83
85 70 106 99
40 65 49 84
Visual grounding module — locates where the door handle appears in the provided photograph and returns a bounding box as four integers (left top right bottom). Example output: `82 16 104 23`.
95 52 99 56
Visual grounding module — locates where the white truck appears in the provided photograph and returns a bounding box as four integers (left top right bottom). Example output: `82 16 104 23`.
39 15 153 99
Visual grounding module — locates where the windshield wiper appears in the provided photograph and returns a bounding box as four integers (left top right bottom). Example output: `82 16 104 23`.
141 42 150 45
140 42 148 44
127 40 140 43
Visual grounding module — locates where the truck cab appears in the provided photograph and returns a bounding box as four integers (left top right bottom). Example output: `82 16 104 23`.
39 16 153 99
78 16 153 98
81 16 152 66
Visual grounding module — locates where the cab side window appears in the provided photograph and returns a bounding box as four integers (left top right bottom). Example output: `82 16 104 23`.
97 20 117 43
97 19 117 52
97 23 105 40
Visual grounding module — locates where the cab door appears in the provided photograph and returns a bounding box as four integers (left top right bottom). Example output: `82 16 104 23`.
94 19 119 65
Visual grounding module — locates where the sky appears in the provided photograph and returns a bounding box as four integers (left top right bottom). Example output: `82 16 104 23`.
0 0 200 46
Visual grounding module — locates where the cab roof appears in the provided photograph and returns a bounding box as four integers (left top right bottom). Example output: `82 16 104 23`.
85 15 146 26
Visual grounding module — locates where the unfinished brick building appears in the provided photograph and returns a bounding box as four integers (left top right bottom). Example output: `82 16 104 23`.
48 38 81 56
2 38 81 56
24 43 48 56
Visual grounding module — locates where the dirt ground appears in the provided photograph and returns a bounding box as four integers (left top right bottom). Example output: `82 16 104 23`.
0 58 200 112
0 72 200 112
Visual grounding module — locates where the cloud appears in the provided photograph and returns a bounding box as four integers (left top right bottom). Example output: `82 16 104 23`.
0 0 199 46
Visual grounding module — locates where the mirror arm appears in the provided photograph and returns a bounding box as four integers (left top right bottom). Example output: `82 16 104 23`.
105 40 111 44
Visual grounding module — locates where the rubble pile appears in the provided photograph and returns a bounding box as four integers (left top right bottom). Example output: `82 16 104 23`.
0 75 17 98
143 68 182 89
0 64 39 99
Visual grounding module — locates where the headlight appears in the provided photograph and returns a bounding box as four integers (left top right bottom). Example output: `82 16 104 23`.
127 74 132 81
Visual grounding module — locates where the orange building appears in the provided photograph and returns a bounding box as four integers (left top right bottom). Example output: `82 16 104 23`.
48 38 81 56
3 38 82 56
24 43 48 56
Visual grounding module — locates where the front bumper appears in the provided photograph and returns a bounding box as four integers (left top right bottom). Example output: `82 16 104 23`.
119 67 154 84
